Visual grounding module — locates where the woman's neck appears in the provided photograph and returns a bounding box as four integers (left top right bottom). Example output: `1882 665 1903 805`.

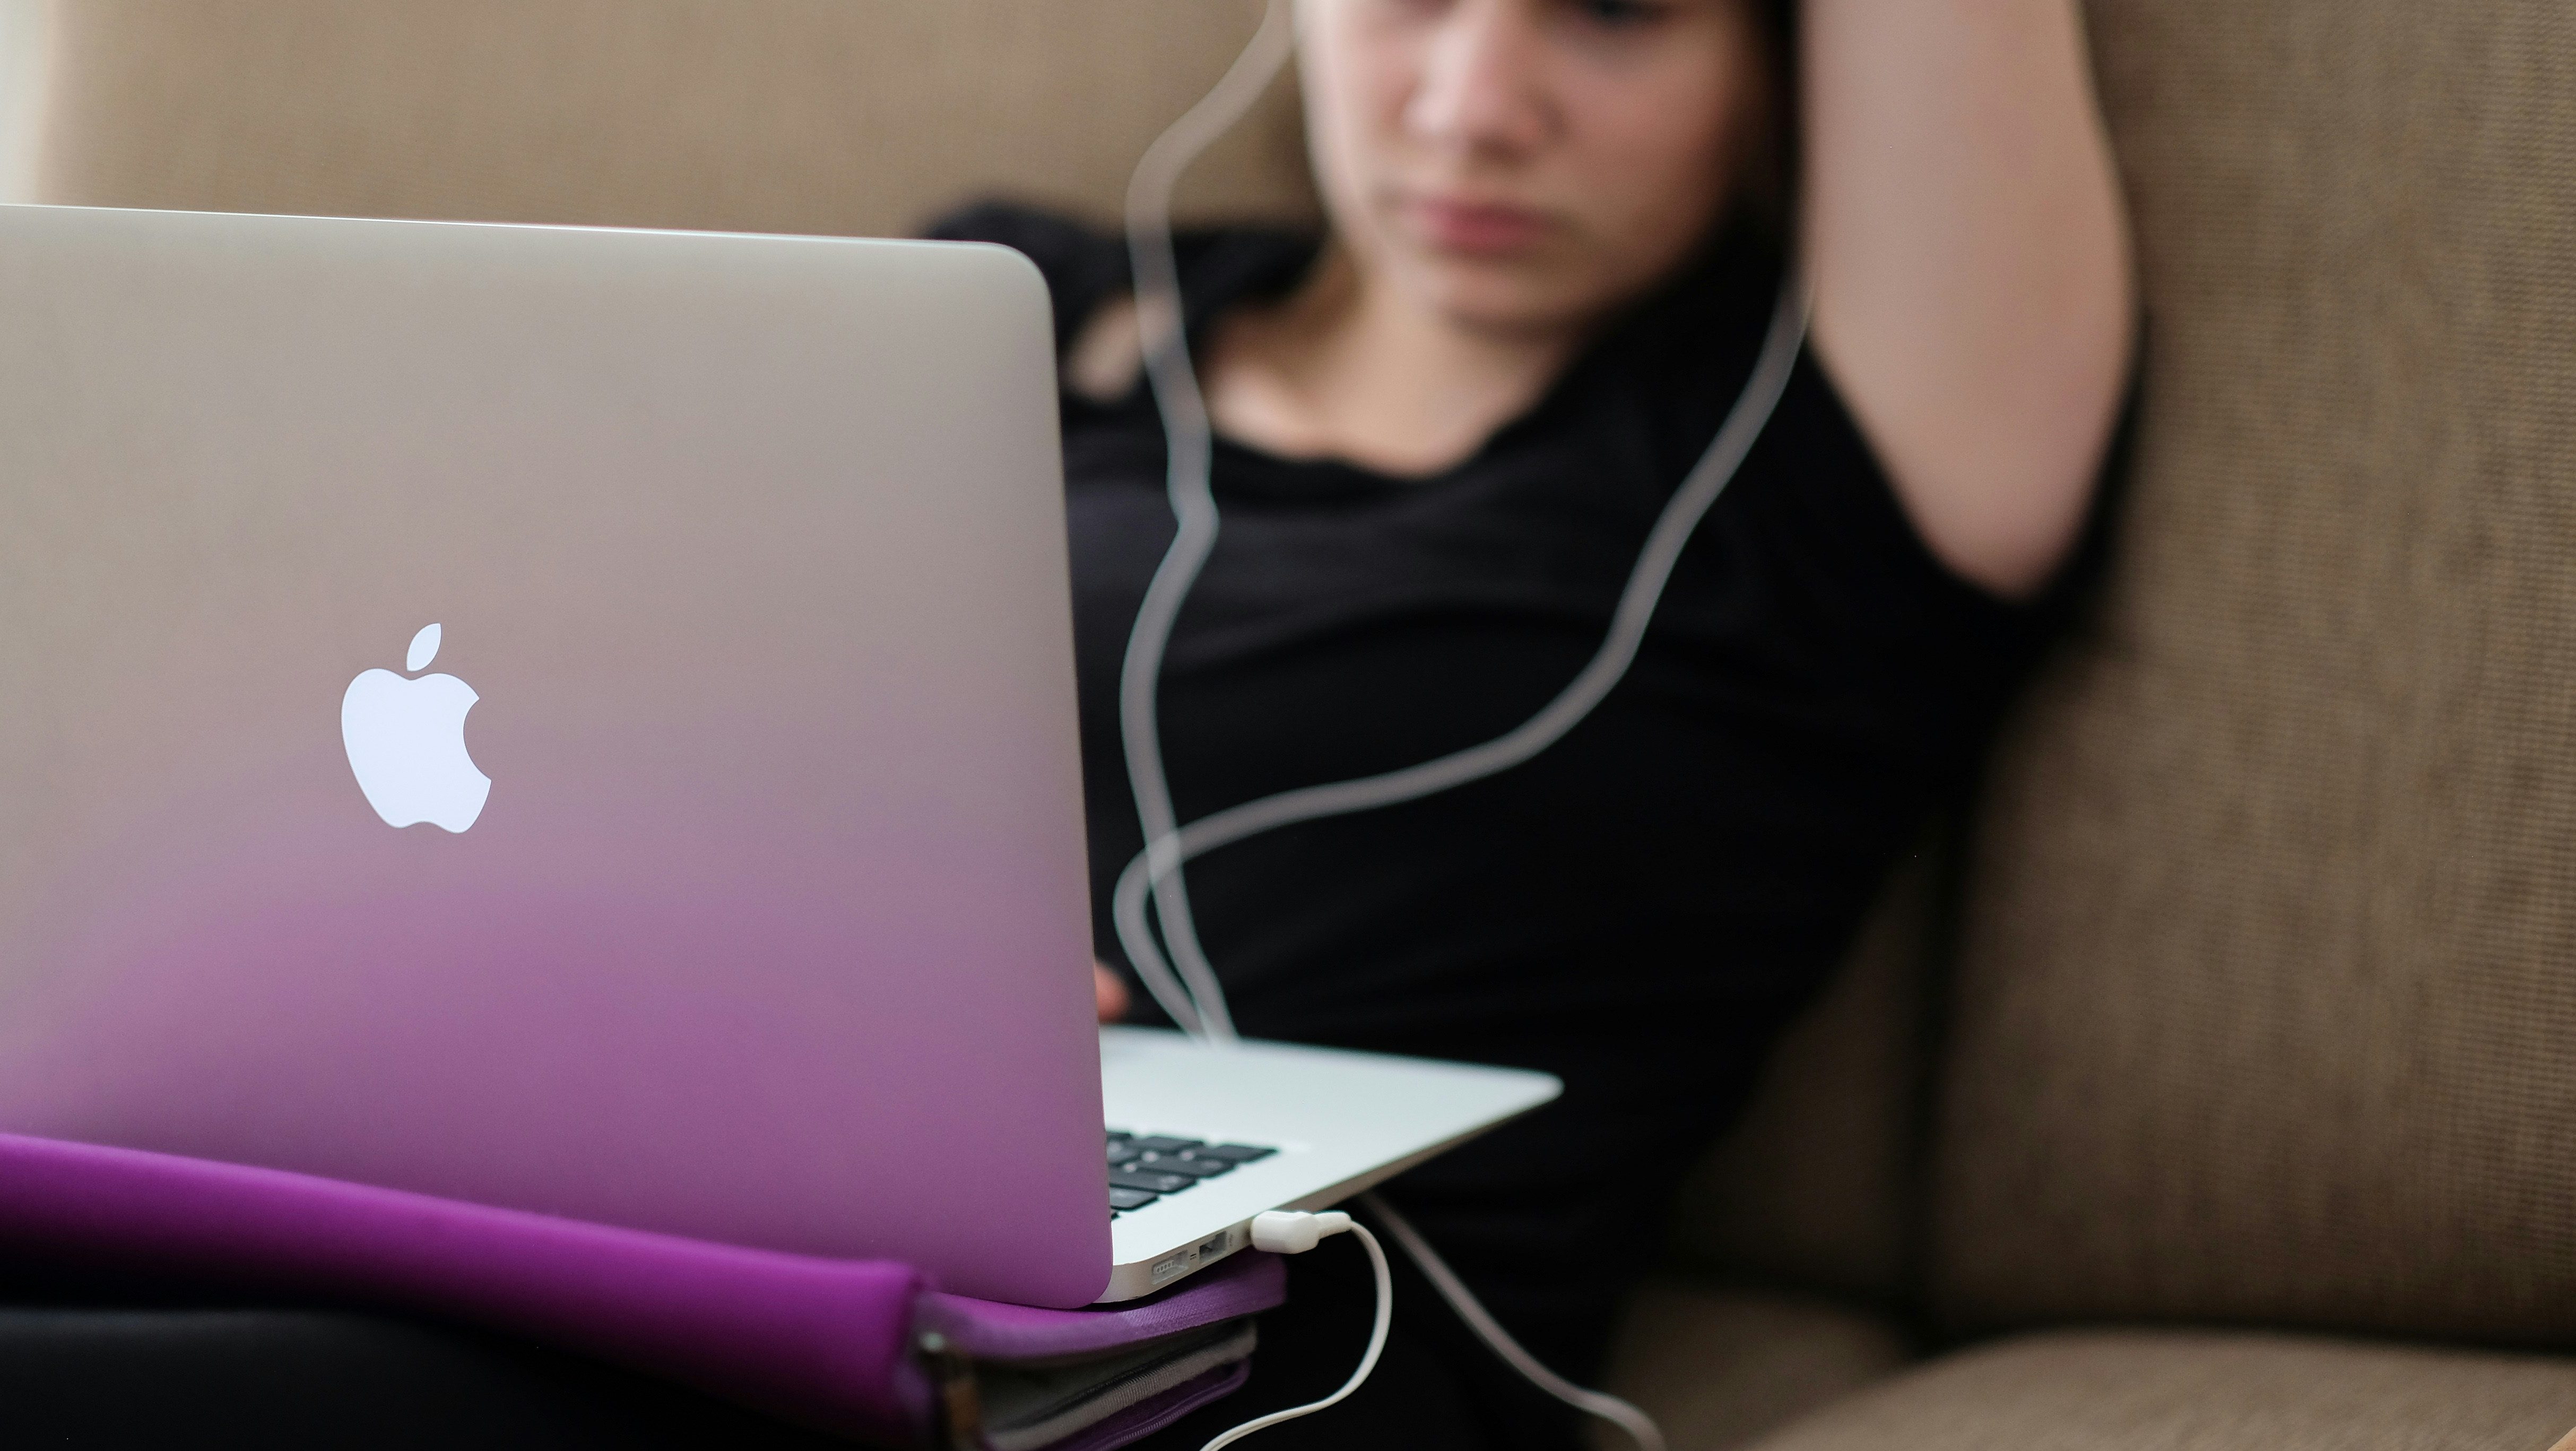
1203 247 1584 479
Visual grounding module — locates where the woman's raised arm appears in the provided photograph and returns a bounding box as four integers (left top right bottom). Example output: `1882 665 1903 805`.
1802 0 2135 598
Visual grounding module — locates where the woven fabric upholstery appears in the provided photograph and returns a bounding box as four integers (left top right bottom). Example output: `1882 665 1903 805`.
30 0 1315 236
1739 1331 2576 1451
1594 1280 1911 1451
1929 0 2576 1342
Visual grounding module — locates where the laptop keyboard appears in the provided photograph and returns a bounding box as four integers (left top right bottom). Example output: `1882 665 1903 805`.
1105 1129 1277 1217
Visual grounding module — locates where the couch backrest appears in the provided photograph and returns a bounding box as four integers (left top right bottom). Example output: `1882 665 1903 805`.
28 0 1314 234
1930 0 2576 1349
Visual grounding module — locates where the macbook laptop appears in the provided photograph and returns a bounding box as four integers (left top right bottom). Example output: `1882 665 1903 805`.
0 203 1556 1308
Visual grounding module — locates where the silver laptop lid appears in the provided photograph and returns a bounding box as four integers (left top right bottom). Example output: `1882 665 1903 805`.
0 205 1112 1307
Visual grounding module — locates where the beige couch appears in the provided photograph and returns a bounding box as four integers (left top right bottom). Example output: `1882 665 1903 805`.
18 2 2576 1446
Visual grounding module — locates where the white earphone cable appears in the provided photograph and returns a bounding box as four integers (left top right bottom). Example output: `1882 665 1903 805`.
1198 1216 1393 1451
1115 0 1298 1040
1113 5 1802 1445
1112 270 1807 1040
1362 1193 1666 1451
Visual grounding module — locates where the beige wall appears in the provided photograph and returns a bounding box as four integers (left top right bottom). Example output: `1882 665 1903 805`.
0 0 48 202
29 0 1315 237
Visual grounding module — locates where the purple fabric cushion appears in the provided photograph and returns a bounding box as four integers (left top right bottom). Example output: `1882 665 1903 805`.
0 1134 1288 1443
0 1130 924 1438
0 1131 1282 1445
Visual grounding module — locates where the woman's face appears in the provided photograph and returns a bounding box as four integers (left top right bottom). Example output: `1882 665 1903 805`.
1297 0 1764 338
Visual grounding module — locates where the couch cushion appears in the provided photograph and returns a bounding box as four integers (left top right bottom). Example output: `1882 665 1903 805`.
1594 1279 1912 1451
1741 1331 2576 1451
30 0 1315 236
1928 0 2576 1344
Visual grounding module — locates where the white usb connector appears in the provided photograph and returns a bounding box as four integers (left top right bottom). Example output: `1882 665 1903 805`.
1246 1209 1350 1255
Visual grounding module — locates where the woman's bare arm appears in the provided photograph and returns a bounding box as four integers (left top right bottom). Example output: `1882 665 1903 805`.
1802 0 2135 598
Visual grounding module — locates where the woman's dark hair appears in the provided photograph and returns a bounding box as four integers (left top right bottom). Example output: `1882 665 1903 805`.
1735 0 1801 245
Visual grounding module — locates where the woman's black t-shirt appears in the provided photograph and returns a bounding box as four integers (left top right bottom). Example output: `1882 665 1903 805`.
932 203 2064 1378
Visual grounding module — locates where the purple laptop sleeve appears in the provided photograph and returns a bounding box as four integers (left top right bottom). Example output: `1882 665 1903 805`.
0 1130 1283 1446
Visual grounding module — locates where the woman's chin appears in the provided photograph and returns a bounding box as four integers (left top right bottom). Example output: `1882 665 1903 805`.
1404 268 1608 341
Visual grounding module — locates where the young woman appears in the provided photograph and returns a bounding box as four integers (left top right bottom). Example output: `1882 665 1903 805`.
939 1 2131 1445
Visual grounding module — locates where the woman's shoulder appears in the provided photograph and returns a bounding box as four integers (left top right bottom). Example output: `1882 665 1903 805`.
924 201 1322 358
922 202 1134 359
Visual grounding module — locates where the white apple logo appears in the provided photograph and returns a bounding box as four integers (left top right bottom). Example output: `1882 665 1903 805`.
341 623 491 833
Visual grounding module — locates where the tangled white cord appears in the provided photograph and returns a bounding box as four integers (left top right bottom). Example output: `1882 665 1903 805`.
1113 3 1802 1446
1113 6 1809 1042
1114 0 1298 1041
1365 1193 1666 1451
1200 1213 1393 1451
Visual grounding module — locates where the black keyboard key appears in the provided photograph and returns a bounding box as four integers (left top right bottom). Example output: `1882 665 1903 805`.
1125 1136 1203 1156
1189 1144 1276 1164
1108 1187 1159 1211
1102 1129 1276 1177
1134 1153 1231 1178
1108 1168 1195 1195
